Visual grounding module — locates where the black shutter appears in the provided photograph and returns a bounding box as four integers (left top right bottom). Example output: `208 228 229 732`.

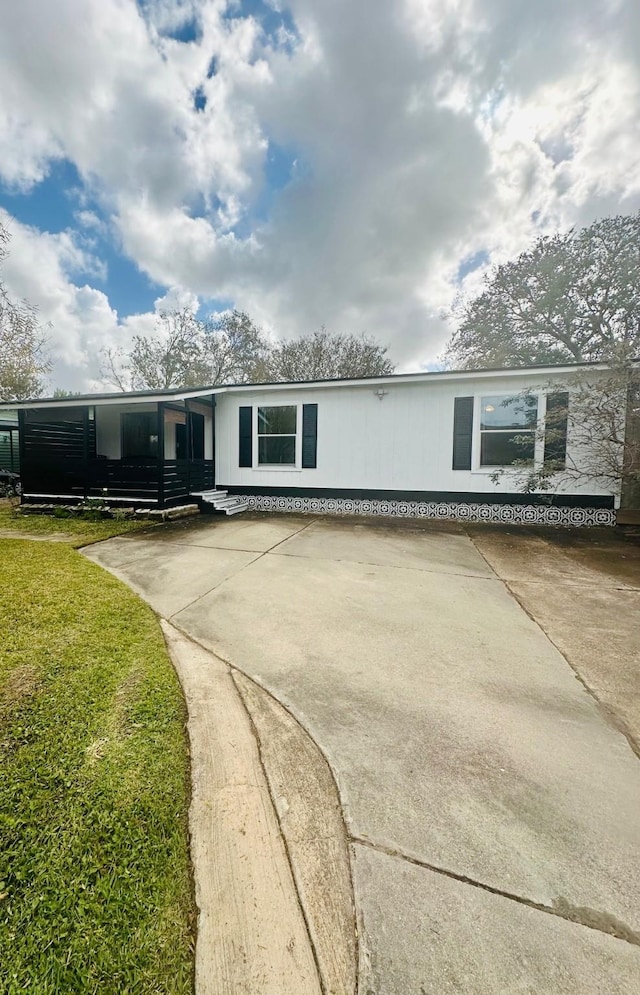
301 404 318 469
452 397 474 470
239 406 252 467
544 392 569 467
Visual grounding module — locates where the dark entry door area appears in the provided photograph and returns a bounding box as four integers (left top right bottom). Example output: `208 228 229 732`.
175 412 205 460
190 412 205 460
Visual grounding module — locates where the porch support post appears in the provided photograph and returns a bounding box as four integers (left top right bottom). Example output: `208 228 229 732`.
82 406 90 500
210 394 216 488
157 402 165 508
17 410 26 497
185 398 191 496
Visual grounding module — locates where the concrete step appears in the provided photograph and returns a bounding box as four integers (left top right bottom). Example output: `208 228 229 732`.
209 497 245 510
194 488 249 517
224 503 249 516
191 489 228 500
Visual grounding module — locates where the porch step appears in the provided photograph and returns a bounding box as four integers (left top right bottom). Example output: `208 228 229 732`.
223 502 250 516
191 488 248 517
191 489 227 500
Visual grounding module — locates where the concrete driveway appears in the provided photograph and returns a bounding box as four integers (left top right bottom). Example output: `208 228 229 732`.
85 514 640 994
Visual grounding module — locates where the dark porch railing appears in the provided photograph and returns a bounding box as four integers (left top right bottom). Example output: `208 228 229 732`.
163 460 214 501
22 458 214 506
88 459 160 502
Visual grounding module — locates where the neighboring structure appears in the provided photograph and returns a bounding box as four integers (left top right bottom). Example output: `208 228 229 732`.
0 409 20 472
0 363 622 526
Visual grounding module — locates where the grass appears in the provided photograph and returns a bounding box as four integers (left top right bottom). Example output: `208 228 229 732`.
0 538 195 994
0 499 156 548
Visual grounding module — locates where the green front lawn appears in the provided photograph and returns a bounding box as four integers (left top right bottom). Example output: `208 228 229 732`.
0 539 195 994
0 500 155 548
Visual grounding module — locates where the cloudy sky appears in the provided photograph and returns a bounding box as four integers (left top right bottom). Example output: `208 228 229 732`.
1 0 639 390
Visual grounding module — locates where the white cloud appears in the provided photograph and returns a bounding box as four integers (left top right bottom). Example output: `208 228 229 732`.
0 210 168 391
0 0 639 386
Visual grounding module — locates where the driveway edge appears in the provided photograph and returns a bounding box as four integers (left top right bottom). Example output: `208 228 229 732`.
161 621 323 995
233 669 358 995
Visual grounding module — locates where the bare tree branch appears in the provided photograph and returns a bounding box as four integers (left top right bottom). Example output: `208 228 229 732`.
99 312 394 389
0 221 51 401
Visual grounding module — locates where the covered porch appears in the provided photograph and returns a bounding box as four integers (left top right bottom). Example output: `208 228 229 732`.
18 391 216 508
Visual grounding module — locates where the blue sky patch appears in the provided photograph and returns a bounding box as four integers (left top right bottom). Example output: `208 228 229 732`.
193 85 207 112
457 249 489 283
197 295 236 321
226 0 299 51
137 0 202 43
231 139 299 237
95 247 163 318
0 158 83 234
164 17 202 43
0 157 163 317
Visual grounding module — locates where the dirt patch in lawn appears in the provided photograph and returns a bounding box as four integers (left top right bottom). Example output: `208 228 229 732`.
0 664 40 714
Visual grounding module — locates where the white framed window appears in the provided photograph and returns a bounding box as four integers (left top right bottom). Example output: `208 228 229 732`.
257 405 298 465
477 394 539 467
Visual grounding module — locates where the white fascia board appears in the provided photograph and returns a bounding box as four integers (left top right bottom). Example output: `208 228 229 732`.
0 361 618 412
222 364 610 394
0 387 222 411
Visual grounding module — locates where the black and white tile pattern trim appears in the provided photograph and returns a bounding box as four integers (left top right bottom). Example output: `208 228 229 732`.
243 494 615 528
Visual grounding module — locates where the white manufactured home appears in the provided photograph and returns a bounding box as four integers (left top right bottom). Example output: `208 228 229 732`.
0 362 622 527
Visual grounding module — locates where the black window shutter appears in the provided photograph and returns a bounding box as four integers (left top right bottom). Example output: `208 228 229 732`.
544 392 569 467
452 397 474 470
301 403 318 469
239 406 252 467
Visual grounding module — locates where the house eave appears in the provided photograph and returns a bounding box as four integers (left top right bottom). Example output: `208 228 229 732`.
0 385 223 410
0 357 625 411
221 361 614 394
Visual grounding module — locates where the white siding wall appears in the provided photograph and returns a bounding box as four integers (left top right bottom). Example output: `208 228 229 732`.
215 373 618 501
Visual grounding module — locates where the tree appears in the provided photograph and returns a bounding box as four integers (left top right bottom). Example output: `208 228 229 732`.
490 358 640 509
266 328 395 382
100 309 270 391
200 310 270 384
101 313 394 390
446 213 640 370
100 309 205 391
0 222 51 401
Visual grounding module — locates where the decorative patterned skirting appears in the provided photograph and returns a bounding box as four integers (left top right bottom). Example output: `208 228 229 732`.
242 494 616 528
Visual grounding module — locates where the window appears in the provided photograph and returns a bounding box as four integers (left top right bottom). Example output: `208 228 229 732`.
258 405 297 465
479 394 537 466
121 412 158 459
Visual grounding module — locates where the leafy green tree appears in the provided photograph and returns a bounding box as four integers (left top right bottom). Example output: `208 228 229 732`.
266 328 395 382
0 222 51 401
446 213 640 369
